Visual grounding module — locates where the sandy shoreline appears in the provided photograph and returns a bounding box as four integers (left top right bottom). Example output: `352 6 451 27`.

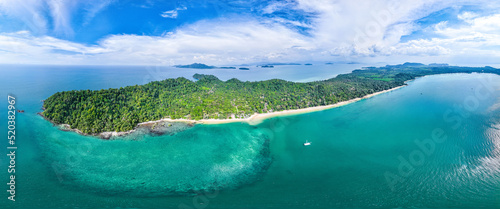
138 84 407 126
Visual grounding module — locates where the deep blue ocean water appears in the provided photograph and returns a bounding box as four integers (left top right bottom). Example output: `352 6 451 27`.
1 65 499 208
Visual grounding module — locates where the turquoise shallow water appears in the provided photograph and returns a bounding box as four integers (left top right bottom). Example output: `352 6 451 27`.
1 65 500 208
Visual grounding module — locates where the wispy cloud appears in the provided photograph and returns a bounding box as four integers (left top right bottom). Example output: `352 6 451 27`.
83 0 115 25
161 6 187 19
0 0 113 37
261 1 296 14
0 30 107 64
47 0 77 37
0 0 48 34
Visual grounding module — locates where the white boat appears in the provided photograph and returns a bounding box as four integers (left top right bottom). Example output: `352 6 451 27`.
303 140 311 146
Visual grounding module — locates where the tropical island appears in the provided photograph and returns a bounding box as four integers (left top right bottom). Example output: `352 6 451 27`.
41 63 500 135
174 63 217 69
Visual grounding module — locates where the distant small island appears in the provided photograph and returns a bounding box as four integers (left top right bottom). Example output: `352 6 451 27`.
259 65 274 68
266 63 301 65
174 63 217 69
239 67 250 70
42 63 500 135
304 63 313 65
219 67 236 69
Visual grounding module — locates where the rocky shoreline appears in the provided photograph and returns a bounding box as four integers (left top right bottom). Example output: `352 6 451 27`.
37 112 194 139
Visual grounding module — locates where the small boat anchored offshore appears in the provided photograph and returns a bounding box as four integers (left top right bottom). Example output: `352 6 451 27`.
303 140 311 146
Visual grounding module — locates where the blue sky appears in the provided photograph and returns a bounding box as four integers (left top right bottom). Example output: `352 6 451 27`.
0 0 499 66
